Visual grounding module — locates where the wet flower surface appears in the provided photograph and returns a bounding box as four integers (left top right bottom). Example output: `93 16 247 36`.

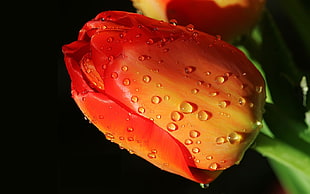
62 11 265 184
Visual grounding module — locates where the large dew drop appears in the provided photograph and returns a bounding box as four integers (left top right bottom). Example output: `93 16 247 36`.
215 76 226 84
142 75 151 83
180 101 197 114
209 162 219 170
123 78 131 86
151 96 162 104
197 110 210 121
228 132 242 144
189 130 200 138
171 111 183 121
184 66 196 74
192 147 200 154
167 122 178 131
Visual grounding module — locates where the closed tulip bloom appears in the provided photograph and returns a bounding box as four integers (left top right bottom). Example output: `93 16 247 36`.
62 11 265 184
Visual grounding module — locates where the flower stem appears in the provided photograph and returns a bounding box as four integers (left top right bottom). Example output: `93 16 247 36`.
253 133 310 177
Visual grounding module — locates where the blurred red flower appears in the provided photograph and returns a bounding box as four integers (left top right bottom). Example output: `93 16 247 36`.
132 0 266 41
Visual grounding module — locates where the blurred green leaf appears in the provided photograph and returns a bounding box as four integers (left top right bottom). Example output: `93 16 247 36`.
253 133 310 194
263 103 310 155
269 159 310 194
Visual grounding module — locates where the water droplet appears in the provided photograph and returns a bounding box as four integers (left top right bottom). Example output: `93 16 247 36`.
184 66 196 74
215 76 226 84
169 19 178 26
191 88 199 94
106 36 114 43
197 80 204 86
151 149 157 153
163 48 170 53
189 130 200 138
180 101 197 114
146 38 154 45
209 92 219 97
228 132 242 144
224 72 232 77
111 72 118 79
99 115 104 119
196 140 201 144
184 139 193 145
197 110 210 121
105 132 114 141
254 120 263 129
142 75 151 83
206 155 213 160
128 137 134 141
218 100 229 108
156 114 161 119
205 71 211 76
192 147 200 154
216 136 226 144
238 97 246 106
135 33 142 38
200 183 210 189
128 149 135 154
156 83 163 88
164 95 170 101
209 162 219 170
119 136 125 141
171 111 183 121
167 122 178 131
86 68 92 73
256 85 263 93
151 96 162 104
215 35 221 40
240 84 246 89
119 32 125 39
108 55 114 62
123 78 130 86
192 31 199 38
127 127 134 132
131 96 139 103
121 66 128 71
138 55 145 61
219 112 231 118
186 24 194 32
138 107 145 114
147 152 156 159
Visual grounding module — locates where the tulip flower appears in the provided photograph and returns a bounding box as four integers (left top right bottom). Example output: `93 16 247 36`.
62 11 265 184
131 0 266 41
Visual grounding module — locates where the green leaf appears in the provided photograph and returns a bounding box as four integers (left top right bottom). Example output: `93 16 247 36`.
253 133 310 194
269 159 310 194
263 103 310 155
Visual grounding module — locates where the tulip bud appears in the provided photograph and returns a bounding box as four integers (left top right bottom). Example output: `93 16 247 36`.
131 0 266 41
62 11 265 184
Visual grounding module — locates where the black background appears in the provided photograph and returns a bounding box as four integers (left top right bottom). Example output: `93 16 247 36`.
57 1 308 193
